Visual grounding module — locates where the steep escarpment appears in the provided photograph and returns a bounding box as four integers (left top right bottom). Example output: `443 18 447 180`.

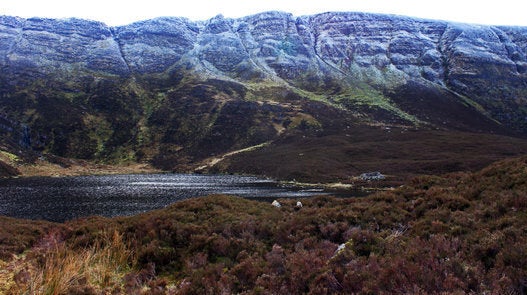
0 12 527 180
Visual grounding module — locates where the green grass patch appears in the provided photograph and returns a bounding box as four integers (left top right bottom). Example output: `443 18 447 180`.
0 150 19 163
332 85 422 124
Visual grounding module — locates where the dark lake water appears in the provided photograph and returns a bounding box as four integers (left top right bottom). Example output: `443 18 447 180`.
0 173 345 222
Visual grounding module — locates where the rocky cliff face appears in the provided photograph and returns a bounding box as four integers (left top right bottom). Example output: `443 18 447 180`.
0 12 526 174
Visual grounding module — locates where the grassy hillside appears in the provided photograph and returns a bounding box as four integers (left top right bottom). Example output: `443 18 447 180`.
1 156 527 294
3 70 527 183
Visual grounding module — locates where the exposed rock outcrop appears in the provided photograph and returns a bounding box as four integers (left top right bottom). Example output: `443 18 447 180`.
0 16 129 77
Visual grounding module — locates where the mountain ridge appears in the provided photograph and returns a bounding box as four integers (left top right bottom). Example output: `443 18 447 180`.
1 11 527 181
2 12 526 94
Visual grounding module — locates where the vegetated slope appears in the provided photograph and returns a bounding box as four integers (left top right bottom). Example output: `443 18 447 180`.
1 12 527 180
215 124 527 183
1 156 526 294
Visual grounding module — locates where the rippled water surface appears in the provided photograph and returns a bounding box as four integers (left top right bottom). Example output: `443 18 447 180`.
0 174 331 222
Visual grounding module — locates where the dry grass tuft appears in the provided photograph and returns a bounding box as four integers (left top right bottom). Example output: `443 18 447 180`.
10 230 135 294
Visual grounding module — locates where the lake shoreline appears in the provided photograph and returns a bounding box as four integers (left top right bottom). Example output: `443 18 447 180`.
0 173 346 222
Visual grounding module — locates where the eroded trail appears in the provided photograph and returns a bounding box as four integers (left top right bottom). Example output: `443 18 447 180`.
194 141 272 172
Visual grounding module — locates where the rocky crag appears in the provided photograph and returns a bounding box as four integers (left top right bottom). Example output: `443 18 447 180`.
1 12 527 180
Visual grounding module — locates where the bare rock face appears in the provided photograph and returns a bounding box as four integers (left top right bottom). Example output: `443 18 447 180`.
197 15 255 77
0 16 129 77
440 24 527 126
114 17 198 73
304 12 448 91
